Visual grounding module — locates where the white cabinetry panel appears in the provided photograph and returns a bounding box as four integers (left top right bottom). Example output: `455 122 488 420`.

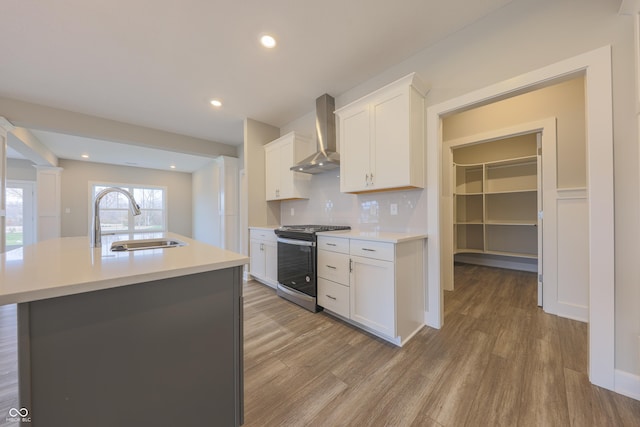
264 132 314 201
317 278 349 318
350 255 395 338
249 228 278 288
336 73 426 194
318 250 350 284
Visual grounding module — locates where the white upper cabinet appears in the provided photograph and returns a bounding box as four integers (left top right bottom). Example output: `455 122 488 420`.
336 73 427 194
264 132 314 201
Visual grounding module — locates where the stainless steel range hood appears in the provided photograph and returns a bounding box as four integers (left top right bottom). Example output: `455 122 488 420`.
290 94 339 174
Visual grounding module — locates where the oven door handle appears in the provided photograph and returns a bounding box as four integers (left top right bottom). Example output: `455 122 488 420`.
277 237 316 247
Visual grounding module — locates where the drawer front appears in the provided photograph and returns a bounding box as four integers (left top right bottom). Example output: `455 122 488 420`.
317 236 350 254
249 228 277 242
318 250 350 285
350 239 394 261
318 278 350 318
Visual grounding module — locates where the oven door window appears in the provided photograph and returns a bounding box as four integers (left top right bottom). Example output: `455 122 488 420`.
277 242 316 297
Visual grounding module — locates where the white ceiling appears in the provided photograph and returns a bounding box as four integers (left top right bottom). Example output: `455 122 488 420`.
1 0 513 165
29 130 216 173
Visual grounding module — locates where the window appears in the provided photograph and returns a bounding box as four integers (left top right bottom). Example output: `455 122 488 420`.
6 181 36 251
91 183 167 235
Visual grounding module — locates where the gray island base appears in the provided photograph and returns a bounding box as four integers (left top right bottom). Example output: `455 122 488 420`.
17 267 243 427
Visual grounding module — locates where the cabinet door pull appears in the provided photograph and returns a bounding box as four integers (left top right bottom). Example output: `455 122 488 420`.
349 259 352 272
365 174 369 186
326 265 337 270
326 294 337 301
362 248 376 252
370 173 374 185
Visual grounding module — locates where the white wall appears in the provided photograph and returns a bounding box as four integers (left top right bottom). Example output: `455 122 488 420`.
244 118 280 227
59 159 192 238
7 159 36 181
280 0 639 375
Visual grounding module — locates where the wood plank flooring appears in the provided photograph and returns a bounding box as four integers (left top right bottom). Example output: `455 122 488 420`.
243 264 640 427
0 264 638 426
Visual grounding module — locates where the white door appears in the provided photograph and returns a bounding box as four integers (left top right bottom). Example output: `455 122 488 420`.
278 140 294 199
350 255 395 337
5 180 35 251
372 91 409 190
339 105 371 192
264 145 280 200
249 239 266 278
264 240 278 284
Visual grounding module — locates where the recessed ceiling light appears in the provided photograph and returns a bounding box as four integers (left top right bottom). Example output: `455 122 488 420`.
170 165 176 169
210 99 222 107
81 154 89 159
260 34 277 49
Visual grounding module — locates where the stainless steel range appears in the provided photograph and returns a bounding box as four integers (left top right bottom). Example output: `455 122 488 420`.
274 225 350 312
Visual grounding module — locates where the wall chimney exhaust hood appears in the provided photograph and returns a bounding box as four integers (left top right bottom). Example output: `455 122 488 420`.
290 94 339 174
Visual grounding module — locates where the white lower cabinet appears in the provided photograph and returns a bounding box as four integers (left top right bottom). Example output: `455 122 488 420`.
318 235 351 318
317 235 425 346
349 254 395 338
317 277 350 318
249 228 278 288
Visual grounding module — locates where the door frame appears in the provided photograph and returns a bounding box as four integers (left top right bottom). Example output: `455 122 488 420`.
425 45 614 390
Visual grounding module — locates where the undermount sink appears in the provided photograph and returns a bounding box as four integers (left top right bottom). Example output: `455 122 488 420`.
110 238 187 252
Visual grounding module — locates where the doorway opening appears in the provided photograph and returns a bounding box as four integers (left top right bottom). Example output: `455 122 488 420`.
426 46 614 390
449 132 542 300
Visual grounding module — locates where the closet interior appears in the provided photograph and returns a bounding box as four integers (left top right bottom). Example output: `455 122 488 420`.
453 134 539 272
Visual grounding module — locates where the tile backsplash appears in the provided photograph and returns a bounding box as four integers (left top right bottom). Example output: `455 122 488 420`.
279 171 428 233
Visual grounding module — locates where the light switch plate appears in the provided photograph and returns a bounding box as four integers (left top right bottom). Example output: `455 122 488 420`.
290 208 295 216
390 203 398 215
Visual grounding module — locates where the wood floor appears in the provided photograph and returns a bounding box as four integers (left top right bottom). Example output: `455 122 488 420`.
0 264 639 426
243 264 640 427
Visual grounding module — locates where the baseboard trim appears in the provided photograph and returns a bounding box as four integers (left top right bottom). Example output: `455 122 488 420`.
615 369 640 401
425 309 440 329
454 254 537 272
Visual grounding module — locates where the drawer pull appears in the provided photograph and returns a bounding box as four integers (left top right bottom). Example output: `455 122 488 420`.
326 243 337 246
326 294 337 300
362 248 376 252
326 265 337 269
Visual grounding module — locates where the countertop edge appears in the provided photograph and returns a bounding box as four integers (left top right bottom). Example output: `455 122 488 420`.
1 233 248 306
317 230 428 243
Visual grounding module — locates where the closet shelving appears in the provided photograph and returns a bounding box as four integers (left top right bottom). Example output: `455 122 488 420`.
454 155 538 259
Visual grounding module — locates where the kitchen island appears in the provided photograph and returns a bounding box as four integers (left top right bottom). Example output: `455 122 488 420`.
0 233 248 426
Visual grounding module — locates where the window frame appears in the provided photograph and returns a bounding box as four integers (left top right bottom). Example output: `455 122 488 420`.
89 181 168 236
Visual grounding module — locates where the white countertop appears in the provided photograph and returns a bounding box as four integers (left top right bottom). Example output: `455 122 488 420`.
317 229 427 243
0 233 249 306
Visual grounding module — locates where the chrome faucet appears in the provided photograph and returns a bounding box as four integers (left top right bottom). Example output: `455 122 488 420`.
92 187 142 248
